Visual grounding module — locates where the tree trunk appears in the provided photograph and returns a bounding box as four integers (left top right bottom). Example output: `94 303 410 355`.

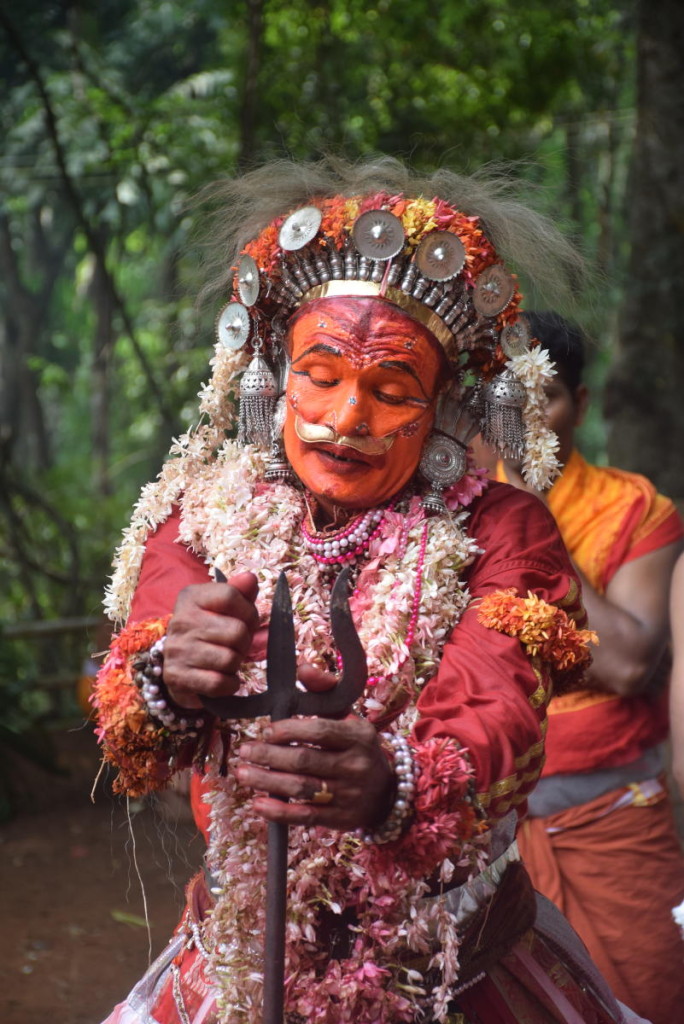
604 0 684 499
237 0 265 169
91 247 114 497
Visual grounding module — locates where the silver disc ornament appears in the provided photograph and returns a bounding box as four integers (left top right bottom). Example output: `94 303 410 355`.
237 254 260 306
216 301 251 350
419 432 467 489
500 316 531 358
473 264 516 317
415 231 466 281
278 206 323 251
352 210 406 260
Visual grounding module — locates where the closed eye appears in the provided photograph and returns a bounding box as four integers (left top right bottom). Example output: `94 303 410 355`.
374 389 428 407
292 368 340 388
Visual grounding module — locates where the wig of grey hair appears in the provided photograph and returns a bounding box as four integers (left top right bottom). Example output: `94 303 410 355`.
192 155 585 312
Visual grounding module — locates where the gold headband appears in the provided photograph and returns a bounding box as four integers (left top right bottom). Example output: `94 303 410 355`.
300 281 454 352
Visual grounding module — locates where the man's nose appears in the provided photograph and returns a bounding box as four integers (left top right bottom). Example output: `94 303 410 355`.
328 387 373 437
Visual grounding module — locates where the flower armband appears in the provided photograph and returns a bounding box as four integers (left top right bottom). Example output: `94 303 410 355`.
91 616 212 797
476 587 598 691
361 735 483 880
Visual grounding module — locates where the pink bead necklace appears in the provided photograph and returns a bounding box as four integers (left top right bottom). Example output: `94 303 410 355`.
302 498 397 566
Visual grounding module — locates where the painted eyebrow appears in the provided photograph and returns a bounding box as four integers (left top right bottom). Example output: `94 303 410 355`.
291 342 341 365
378 359 430 400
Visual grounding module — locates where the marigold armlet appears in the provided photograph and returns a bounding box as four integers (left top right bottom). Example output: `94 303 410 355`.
91 616 213 797
476 587 598 691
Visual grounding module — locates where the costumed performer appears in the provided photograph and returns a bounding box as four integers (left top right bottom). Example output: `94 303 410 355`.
494 312 684 1024
92 158 648 1024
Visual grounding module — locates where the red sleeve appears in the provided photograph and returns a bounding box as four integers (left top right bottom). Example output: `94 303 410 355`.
414 482 582 821
129 506 211 623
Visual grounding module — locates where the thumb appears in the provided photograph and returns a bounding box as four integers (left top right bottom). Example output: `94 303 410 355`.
297 662 338 693
226 570 259 603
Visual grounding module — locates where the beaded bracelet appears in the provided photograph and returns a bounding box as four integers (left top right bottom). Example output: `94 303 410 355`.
133 636 207 737
360 731 417 845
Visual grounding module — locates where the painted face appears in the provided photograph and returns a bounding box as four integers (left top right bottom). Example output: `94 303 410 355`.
282 297 445 511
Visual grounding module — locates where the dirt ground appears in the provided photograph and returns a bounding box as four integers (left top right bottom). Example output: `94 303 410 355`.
0 723 204 1024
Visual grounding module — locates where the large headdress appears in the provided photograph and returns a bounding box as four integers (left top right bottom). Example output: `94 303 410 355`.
104 159 580 622
199 159 574 499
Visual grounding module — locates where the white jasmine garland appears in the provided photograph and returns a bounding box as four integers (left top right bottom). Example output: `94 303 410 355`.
100 321 559 1023
509 349 561 492
158 444 484 1024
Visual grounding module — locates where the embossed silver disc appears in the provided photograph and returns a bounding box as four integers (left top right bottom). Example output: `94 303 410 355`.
500 315 531 357
472 264 516 317
215 301 251 350
419 434 467 487
415 231 466 281
278 206 322 251
237 254 260 306
352 210 405 260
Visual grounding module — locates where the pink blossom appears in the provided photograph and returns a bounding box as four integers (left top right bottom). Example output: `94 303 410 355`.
444 465 490 509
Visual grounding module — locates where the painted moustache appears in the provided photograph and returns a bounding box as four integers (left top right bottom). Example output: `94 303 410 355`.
294 415 394 456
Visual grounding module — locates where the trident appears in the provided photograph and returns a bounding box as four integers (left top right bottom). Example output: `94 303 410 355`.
202 567 367 1024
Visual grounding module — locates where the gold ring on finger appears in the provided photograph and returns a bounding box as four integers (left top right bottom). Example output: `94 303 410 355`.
311 780 334 805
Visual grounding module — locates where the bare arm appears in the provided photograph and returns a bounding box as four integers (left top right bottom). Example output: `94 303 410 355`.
669 553 684 797
577 542 680 697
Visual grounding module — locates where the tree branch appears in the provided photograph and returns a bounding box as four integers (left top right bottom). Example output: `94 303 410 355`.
0 8 177 431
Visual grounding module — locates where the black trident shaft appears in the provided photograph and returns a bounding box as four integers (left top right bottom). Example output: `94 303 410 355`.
202 567 367 1024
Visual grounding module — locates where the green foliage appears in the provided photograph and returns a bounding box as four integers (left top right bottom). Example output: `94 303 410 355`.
0 0 636 721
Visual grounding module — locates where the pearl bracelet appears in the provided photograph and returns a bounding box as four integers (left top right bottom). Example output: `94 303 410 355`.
360 731 417 845
133 636 207 736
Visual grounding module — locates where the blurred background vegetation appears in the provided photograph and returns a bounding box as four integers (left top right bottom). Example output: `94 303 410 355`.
0 0 682 775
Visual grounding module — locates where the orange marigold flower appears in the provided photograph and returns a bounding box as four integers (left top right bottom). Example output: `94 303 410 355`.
477 588 598 689
89 615 203 798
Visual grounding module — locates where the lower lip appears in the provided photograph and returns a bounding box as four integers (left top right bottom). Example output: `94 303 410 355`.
314 448 374 474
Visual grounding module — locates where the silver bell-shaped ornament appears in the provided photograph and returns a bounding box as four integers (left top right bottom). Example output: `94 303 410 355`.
481 368 527 460
264 396 293 482
237 353 278 448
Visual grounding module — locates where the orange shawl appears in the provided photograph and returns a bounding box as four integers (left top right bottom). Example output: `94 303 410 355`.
497 451 682 773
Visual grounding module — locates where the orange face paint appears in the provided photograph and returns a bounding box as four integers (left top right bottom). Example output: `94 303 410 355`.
282 297 446 512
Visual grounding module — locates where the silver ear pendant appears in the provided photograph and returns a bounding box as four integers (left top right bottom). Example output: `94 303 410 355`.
264 395 294 483
419 431 467 515
481 369 527 459
237 353 278 448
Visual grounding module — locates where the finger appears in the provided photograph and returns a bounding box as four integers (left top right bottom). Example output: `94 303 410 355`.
297 663 338 693
175 582 260 632
166 668 242 705
165 638 246 682
238 739 334 779
236 763 333 803
263 715 375 751
251 795 358 830
225 570 259 603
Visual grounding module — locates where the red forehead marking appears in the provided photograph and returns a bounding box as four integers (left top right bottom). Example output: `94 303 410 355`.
289 297 440 370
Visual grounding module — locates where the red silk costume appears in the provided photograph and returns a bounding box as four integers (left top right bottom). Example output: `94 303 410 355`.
130 483 577 829
99 482 641 1024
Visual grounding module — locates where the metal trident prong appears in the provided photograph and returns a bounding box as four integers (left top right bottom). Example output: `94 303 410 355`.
202 567 367 721
201 567 367 1024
